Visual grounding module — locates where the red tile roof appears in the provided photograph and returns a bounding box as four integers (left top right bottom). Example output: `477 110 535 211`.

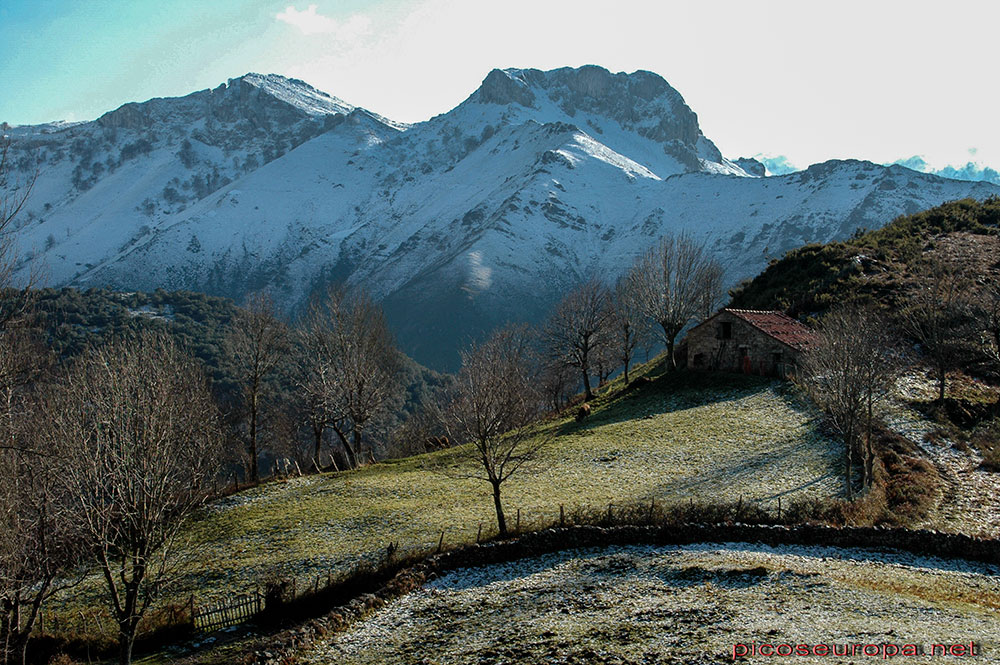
724 309 817 351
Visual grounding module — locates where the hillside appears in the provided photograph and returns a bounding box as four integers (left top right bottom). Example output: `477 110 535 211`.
729 196 1000 316
181 371 840 599
729 196 1000 537
6 287 449 454
48 363 843 644
6 68 999 369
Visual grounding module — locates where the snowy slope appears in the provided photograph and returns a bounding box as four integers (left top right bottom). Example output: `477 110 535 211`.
6 66 999 369
6 73 399 284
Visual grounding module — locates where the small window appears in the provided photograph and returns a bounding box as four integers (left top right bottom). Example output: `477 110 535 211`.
720 321 733 339
693 353 705 367
772 352 783 364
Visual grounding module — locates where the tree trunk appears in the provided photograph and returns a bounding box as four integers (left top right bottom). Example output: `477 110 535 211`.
582 369 593 401
623 360 630 385
18 635 30 665
13 630 29 665
491 480 507 536
312 423 324 472
332 426 358 469
865 396 875 488
666 339 676 371
845 426 854 500
249 392 259 483
937 359 946 403
117 626 135 665
352 429 365 467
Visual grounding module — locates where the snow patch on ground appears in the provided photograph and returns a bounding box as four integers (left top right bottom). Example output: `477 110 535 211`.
301 543 1000 664
884 373 1000 538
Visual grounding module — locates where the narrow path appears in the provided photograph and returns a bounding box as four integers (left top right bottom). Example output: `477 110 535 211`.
884 376 1000 538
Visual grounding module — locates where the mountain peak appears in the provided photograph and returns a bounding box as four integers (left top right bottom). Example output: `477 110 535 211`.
474 69 537 107
465 65 731 176
231 73 355 117
95 72 356 130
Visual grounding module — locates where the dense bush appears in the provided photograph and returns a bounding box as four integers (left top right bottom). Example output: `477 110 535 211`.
729 196 1000 316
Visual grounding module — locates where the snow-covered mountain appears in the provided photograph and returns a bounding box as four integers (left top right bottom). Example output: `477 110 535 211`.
6 66 999 368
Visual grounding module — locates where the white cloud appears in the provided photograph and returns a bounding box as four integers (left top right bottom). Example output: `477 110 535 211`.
275 4 370 39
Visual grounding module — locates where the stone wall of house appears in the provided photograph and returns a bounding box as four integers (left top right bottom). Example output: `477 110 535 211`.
685 311 799 376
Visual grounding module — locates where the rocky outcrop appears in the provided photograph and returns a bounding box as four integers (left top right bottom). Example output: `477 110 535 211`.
735 157 766 177
475 69 537 107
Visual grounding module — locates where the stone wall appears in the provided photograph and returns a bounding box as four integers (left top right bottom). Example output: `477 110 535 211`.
686 311 798 377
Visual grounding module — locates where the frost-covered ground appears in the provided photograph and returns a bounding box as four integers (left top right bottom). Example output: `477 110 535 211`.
301 543 1000 665
884 374 1000 538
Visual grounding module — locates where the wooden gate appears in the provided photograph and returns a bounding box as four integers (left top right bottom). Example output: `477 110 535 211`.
192 591 263 632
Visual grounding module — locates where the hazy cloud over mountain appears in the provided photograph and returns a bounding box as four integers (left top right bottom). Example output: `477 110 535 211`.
892 155 1000 186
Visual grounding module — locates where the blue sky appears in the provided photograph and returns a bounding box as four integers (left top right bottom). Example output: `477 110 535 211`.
3 0 998 174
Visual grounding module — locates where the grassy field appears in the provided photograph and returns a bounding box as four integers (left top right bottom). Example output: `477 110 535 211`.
52 364 844 647
175 367 841 604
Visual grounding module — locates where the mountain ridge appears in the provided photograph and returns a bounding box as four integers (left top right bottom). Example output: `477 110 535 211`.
5 66 999 369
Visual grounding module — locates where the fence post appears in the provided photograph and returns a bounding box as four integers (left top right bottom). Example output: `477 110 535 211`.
777 497 782 522
607 503 613 523
476 523 483 543
648 498 655 522
736 495 743 520
559 504 565 527
516 508 521 533
189 594 196 628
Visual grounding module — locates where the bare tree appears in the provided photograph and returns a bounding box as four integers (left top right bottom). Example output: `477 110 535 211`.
300 286 401 468
294 322 339 472
543 279 614 401
225 292 289 483
970 279 1000 377
697 260 725 321
45 332 223 665
0 126 64 665
0 424 78 665
539 359 576 413
386 405 448 459
0 336 77 665
627 233 723 370
901 255 973 402
611 275 650 384
797 306 897 498
445 325 548 536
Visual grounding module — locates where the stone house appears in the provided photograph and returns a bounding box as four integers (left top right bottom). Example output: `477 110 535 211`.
685 309 816 378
